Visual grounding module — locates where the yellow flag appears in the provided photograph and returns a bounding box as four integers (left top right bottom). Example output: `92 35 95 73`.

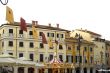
72 48 76 56
6 6 14 24
32 21 38 41
87 50 90 63
48 37 53 49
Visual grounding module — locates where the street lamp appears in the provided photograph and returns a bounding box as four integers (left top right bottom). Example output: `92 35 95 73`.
0 0 8 5
75 33 83 73
100 51 103 73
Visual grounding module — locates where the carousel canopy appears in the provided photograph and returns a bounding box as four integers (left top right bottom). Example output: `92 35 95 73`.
16 57 36 66
0 57 16 64
0 53 15 58
35 63 45 67
49 57 62 64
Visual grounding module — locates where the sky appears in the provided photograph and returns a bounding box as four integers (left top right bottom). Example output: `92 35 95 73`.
0 0 110 40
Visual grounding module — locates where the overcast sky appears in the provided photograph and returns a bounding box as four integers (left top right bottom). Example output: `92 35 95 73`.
0 0 110 40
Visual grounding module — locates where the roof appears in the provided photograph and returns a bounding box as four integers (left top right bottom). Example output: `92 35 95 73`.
76 29 101 36
65 37 94 45
1 22 70 32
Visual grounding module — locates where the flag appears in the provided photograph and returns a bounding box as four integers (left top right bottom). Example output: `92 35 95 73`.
6 6 14 24
72 48 76 56
41 32 47 44
48 37 53 49
20 17 27 32
32 21 38 40
73 48 76 63
87 50 90 63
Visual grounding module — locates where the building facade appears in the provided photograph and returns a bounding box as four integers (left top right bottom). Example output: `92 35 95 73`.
70 28 108 73
65 37 95 73
0 22 70 64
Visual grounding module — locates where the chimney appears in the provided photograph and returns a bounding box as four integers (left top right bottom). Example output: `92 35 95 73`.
32 21 35 25
56 23 59 28
48 23 51 27
35 21 38 25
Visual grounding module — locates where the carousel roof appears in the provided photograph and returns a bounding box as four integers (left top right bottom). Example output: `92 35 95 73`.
47 56 64 68
49 57 62 64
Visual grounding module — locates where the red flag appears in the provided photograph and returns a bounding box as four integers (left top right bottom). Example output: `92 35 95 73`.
41 32 47 44
20 17 27 32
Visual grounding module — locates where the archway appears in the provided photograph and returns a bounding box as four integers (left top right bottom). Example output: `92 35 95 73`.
18 67 24 73
96 70 99 73
76 67 80 73
90 67 93 73
28 67 34 73
84 68 87 73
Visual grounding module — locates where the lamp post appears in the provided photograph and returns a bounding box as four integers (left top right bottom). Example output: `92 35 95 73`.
100 51 103 73
75 33 83 73
0 0 8 5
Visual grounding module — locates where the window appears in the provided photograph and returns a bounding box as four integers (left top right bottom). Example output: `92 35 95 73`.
40 43 44 48
84 47 87 51
77 46 79 50
71 56 73 62
9 29 13 33
51 33 54 37
90 47 93 52
49 54 53 61
29 31 33 35
3 30 4 34
90 56 93 63
9 41 13 47
30 42 34 48
59 55 63 62
105 53 107 57
39 32 42 36
19 53 23 57
40 54 43 62
66 55 69 62
2 42 4 47
84 56 87 63
19 30 23 34
79 56 82 63
59 44 63 49
68 46 71 50
57 34 59 38
61 34 63 38
30 53 34 61
47 33 49 37
9 53 13 55
75 56 78 63
19 42 23 47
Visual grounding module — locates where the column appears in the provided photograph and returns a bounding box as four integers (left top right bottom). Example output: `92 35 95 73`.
81 67 83 73
24 67 28 73
65 69 67 73
44 69 48 73
14 66 18 73
72 69 76 73
93 68 96 73
34 67 38 73
87 68 90 73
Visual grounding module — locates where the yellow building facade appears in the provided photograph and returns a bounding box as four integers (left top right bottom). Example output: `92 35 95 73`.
71 28 108 71
65 37 95 73
0 22 69 65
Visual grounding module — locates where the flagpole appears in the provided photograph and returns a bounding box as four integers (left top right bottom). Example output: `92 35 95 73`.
55 31 57 58
15 27 17 58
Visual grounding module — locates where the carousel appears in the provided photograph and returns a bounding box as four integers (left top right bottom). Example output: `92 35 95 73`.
41 52 74 73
